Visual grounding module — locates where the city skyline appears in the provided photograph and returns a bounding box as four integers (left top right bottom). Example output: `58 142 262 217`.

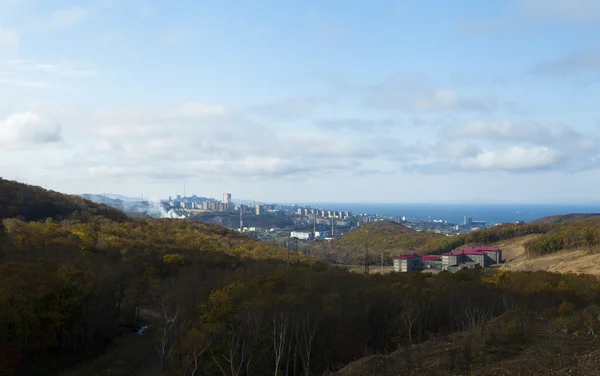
1 1 600 202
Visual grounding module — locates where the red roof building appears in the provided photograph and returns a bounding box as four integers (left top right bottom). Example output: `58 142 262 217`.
394 253 422 260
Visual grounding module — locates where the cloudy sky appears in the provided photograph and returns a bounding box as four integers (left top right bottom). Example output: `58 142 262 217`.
1 0 600 203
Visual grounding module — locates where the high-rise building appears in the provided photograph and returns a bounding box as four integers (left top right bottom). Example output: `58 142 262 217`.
464 216 473 226
223 193 232 205
256 205 264 216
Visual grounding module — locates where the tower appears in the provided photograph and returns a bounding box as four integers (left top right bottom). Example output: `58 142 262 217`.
331 217 335 237
223 193 231 205
239 205 244 232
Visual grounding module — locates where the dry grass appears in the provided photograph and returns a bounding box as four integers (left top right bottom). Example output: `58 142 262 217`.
493 235 600 275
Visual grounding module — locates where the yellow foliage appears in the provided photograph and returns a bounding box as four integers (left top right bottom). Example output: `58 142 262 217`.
483 269 506 286
162 253 185 264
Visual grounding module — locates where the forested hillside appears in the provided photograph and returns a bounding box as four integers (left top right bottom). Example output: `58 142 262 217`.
531 213 600 225
328 221 442 264
334 221 442 251
0 178 128 222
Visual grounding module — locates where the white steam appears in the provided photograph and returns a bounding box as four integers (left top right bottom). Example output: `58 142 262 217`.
145 198 185 219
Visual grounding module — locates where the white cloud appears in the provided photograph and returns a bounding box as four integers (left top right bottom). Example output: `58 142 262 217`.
365 83 497 114
251 98 319 121
0 78 50 87
460 146 562 171
448 120 596 150
411 89 459 111
0 59 99 88
0 112 62 147
179 102 226 117
12 102 378 182
43 6 93 30
3 101 599 188
0 24 18 53
405 120 600 173
315 117 397 131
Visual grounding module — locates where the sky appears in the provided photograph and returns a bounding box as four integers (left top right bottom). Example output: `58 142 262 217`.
1 0 600 203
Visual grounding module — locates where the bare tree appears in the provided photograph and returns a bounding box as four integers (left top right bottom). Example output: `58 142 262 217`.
400 303 421 344
295 310 323 376
461 307 488 330
154 302 181 374
273 310 290 376
211 309 262 376
182 329 214 376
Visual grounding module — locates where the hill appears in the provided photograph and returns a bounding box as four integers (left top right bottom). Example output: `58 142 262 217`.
5 181 600 375
1 178 128 222
332 308 600 376
0 178 291 374
335 221 443 252
531 213 600 225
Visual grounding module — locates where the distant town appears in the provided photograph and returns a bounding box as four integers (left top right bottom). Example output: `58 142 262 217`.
152 192 523 243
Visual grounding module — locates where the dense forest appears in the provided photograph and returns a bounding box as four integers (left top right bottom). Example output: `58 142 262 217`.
3 179 600 375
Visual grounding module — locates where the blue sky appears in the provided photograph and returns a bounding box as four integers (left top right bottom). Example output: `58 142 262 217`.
1 0 600 203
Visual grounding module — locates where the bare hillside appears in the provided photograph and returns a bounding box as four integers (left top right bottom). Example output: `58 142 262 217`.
492 235 600 275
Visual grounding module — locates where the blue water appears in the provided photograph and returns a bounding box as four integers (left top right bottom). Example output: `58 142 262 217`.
308 203 600 225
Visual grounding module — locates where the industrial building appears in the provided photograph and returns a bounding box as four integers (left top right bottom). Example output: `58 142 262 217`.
394 246 502 273
393 254 423 272
422 255 442 269
442 246 502 271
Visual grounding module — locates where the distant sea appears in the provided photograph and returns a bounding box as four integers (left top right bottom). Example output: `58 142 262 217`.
307 203 600 225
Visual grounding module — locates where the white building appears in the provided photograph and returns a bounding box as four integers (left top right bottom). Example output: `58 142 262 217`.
290 231 311 240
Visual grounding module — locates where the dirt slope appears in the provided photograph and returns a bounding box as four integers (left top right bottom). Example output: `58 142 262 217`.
491 234 540 263
482 235 600 276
